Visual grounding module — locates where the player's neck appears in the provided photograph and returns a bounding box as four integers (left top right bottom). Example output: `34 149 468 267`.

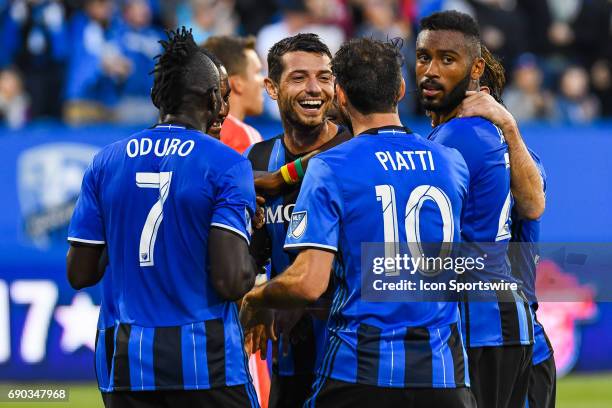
228 97 246 121
429 105 461 127
351 112 403 136
160 113 206 132
283 119 338 155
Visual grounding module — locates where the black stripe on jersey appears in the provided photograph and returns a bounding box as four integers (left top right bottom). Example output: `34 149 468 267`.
404 327 433 386
205 318 226 387
292 316 317 373
94 329 100 385
105 325 116 381
356 323 382 384
247 136 279 171
522 292 534 342
495 288 521 344
113 323 131 389
462 296 471 348
448 323 466 386
153 326 183 388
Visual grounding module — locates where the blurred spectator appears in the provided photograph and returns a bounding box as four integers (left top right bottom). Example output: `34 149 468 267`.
517 0 611 70
0 68 29 129
503 54 556 123
591 59 612 117
556 65 600 124
256 0 345 62
459 0 527 74
0 0 69 119
63 0 130 125
203 35 264 152
177 0 238 44
234 0 278 36
355 0 416 115
112 0 163 124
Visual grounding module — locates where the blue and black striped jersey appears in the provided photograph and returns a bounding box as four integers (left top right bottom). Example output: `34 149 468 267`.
285 126 471 389
509 149 553 365
245 129 351 376
428 117 534 348
68 124 258 401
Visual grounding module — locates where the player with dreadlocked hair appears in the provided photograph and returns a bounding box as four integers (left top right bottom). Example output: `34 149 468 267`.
67 26 262 408
459 45 556 408
479 44 506 103
151 27 221 130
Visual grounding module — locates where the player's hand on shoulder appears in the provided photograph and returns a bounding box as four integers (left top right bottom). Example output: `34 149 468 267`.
458 90 516 130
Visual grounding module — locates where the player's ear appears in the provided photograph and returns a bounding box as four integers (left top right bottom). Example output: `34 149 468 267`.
229 75 244 95
397 78 406 102
335 83 347 108
264 78 278 100
471 57 485 81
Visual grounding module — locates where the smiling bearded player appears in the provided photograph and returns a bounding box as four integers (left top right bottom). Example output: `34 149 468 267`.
244 33 351 408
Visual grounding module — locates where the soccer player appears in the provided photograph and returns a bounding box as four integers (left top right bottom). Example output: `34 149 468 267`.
459 49 556 408
241 37 476 408
203 35 264 153
244 33 351 408
66 28 260 408
416 11 543 408
201 50 231 140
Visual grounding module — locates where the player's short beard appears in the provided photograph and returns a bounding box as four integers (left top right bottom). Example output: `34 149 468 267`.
278 92 327 138
420 71 472 115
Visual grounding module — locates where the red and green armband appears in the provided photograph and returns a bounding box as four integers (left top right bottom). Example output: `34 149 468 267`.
280 157 305 185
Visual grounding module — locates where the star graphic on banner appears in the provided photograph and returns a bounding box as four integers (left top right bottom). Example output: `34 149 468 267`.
54 292 100 353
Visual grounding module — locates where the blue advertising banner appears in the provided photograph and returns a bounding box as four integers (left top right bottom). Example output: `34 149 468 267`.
0 120 610 380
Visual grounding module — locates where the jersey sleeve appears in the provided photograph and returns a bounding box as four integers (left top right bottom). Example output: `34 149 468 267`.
211 159 257 243
284 157 343 253
68 160 105 245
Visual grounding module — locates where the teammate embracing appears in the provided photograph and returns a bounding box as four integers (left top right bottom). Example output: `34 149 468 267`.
416 11 546 408
67 28 260 408
244 33 351 408
242 37 476 408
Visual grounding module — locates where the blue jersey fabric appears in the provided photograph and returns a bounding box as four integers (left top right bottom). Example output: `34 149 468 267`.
428 117 534 347
509 149 553 365
286 126 471 390
68 124 258 400
246 133 350 377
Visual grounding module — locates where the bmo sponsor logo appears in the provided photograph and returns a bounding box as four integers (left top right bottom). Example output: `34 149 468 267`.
265 204 294 224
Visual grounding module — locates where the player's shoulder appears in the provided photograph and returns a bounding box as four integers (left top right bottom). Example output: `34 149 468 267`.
245 134 281 169
453 117 504 145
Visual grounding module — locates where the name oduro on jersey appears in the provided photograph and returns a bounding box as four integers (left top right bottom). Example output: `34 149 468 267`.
126 137 195 158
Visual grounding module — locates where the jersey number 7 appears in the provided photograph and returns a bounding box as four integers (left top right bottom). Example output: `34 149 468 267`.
135 172 173 266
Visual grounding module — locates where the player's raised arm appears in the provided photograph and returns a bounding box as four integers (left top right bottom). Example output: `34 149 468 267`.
459 91 545 220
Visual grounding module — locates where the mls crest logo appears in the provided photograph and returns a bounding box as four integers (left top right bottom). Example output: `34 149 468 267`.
290 211 307 239
17 143 99 247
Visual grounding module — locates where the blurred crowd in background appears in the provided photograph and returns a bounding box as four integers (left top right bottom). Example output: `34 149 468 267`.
0 0 610 129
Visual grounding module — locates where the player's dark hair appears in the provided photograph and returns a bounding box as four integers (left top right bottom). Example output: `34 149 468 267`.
200 47 223 70
419 10 481 59
151 27 219 114
332 37 404 115
267 33 332 83
203 35 256 76
480 44 506 103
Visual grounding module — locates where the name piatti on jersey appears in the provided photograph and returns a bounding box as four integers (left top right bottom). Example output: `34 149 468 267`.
375 150 436 171
126 137 195 158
